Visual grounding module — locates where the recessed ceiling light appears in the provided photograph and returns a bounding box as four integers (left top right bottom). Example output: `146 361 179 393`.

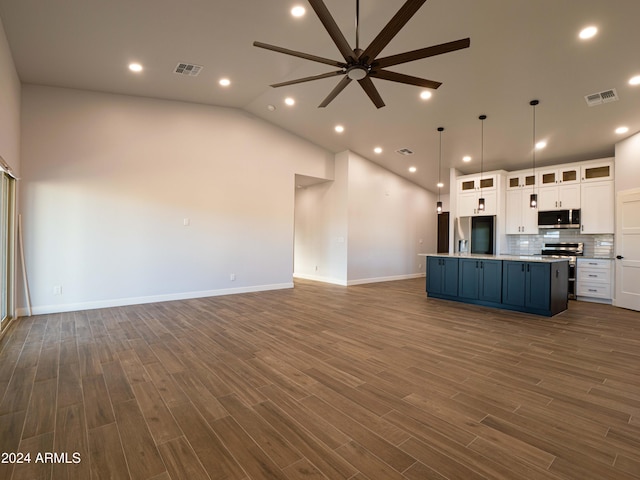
267 104 276 112
629 75 640 86
463 156 472 162
374 147 382 154
437 182 444 188
291 5 306 17
420 91 432 100
334 125 344 133
284 97 295 106
409 166 417 173
536 140 547 150
219 78 231 87
128 63 143 72
616 126 629 134
579 26 598 40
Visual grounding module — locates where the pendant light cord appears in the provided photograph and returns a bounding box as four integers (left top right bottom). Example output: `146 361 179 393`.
533 104 536 193
438 127 443 203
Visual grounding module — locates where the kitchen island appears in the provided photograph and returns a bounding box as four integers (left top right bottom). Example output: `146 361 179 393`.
419 253 569 316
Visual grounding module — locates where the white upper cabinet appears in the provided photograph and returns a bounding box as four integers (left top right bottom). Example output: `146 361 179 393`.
506 170 536 191
457 174 499 216
581 158 614 183
537 165 580 187
580 180 614 234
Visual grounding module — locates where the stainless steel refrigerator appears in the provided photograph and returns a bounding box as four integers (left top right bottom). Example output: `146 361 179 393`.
454 215 496 254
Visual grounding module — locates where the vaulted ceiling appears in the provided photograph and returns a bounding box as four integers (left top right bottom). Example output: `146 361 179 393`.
2 0 639 192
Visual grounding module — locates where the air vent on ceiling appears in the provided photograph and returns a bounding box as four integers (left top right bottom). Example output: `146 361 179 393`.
396 148 414 155
174 63 203 76
585 88 618 107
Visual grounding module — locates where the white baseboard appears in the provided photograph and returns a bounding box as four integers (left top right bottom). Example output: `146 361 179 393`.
16 282 294 317
293 272 425 287
293 273 348 286
346 273 425 286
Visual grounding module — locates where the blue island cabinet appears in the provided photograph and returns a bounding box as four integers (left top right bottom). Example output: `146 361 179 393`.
424 255 569 316
426 256 458 298
458 259 502 304
502 260 568 316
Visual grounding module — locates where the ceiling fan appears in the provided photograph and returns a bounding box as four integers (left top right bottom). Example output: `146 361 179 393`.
254 0 470 108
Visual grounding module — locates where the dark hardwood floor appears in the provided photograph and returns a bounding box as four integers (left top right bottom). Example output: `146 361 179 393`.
1 277 639 479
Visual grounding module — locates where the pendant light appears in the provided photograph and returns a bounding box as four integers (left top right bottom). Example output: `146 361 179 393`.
478 114 487 212
436 127 444 213
529 100 539 208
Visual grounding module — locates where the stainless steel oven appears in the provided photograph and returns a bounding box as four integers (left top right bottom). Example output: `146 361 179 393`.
541 242 583 299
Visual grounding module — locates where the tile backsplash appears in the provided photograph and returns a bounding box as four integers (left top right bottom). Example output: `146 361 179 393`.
506 231 614 258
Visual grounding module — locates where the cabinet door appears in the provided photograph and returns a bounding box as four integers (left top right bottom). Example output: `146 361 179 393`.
505 189 523 234
502 262 526 307
522 199 539 233
479 260 502 303
539 169 558 186
581 181 614 234
442 258 459 296
537 186 559 211
557 184 580 209
581 160 613 182
458 259 479 299
426 257 442 294
458 192 477 217
559 166 580 185
479 190 497 215
526 262 551 310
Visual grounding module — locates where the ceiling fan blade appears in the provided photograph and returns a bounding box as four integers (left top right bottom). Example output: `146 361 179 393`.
360 0 427 64
253 41 346 68
319 77 352 108
370 69 442 89
271 71 345 88
374 38 470 69
307 0 356 62
358 77 385 109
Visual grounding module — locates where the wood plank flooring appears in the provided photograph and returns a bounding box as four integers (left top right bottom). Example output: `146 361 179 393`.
1 277 640 479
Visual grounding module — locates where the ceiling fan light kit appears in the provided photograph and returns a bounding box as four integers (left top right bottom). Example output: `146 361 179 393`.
254 0 470 108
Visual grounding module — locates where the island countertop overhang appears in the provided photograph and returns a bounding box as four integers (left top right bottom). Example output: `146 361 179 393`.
418 253 569 263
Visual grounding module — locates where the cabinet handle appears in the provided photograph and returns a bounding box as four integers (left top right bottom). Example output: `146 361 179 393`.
521 264 525 272
588 274 597 277
480 261 484 269
527 264 530 272
559 201 562 207
581 225 584 232
588 289 597 292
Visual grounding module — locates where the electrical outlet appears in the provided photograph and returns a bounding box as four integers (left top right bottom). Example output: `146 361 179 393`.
315 265 318 271
230 273 236 281
53 285 62 295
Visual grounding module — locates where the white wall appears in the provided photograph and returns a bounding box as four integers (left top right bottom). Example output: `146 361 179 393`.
0 16 20 173
615 132 640 193
294 150 435 285
346 151 436 284
20 85 334 314
294 154 348 285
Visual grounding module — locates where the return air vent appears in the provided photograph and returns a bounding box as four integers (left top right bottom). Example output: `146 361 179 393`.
396 148 414 156
584 88 618 106
174 63 203 76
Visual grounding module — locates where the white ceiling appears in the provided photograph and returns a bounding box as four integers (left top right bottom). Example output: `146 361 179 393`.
2 0 640 193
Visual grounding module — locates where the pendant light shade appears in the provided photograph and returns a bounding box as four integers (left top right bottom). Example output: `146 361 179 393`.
478 115 487 212
530 100 539 209
436 127 444 213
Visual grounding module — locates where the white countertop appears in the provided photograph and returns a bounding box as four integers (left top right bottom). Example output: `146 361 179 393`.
418 253 569 263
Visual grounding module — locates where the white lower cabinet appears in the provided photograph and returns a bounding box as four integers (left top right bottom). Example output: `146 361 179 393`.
577 258 613 303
